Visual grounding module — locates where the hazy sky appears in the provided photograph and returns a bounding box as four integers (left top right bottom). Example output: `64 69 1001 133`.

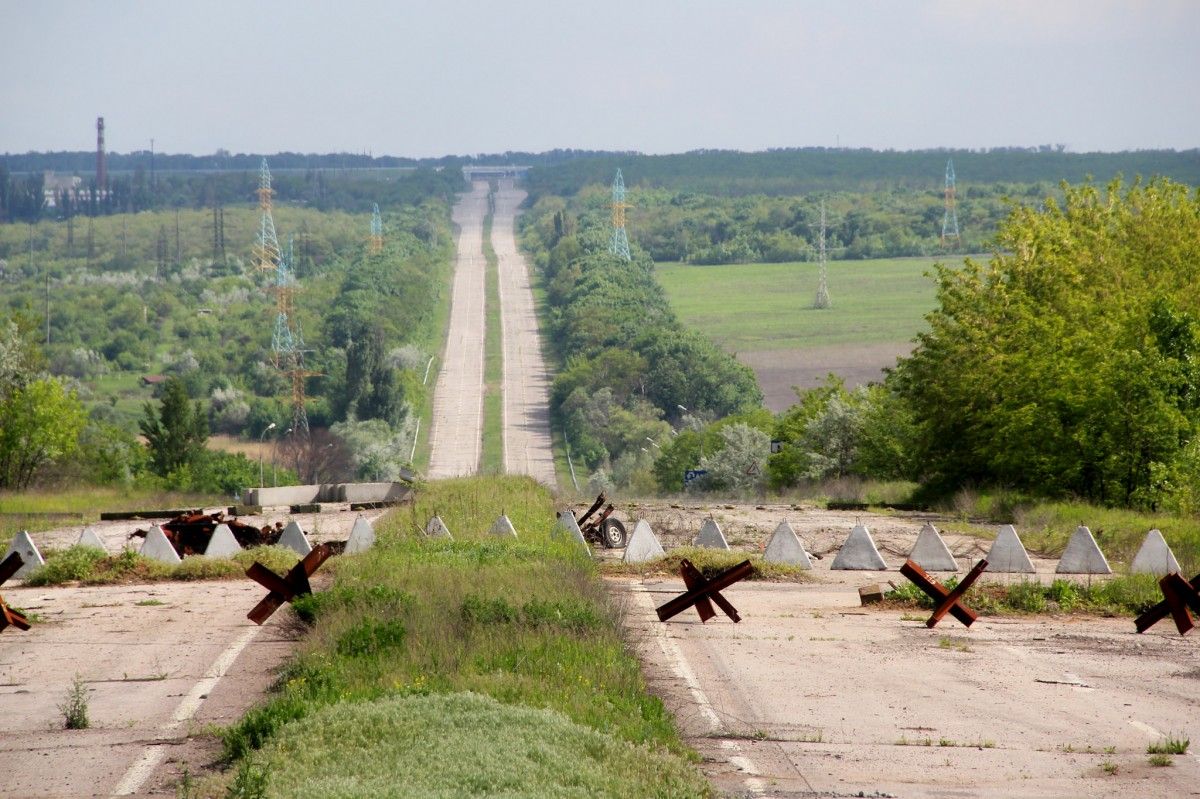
3 1 1197 157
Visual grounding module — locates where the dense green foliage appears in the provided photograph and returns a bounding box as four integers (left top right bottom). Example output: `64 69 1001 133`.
894 179 1200 510
220 476 705 797
521 196 761 488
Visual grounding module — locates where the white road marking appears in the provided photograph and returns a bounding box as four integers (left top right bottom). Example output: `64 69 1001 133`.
631 583 766 795
1130 719 1200 765
111 625 260 796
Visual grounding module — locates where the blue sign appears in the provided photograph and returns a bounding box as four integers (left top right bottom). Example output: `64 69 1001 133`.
683 469 708 486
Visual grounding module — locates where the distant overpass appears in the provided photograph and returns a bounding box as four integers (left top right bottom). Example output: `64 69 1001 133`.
462 165 531 182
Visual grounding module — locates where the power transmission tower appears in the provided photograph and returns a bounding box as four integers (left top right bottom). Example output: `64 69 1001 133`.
369 203 383 255
941 158 961 247
253 159 281 277
609 169 632 261
813 200 832 309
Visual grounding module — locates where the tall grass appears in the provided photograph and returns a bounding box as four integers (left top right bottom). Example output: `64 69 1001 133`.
0 487 222 539
220 476 705 797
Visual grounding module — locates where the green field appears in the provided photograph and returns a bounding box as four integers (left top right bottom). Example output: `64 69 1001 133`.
655 256 961 352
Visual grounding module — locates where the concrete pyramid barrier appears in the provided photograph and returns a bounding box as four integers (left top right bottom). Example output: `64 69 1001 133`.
763 521 812 568
489 515 518 539
552 512 589 553
1131 529 1181 576
425 515 453 539
907 523 959 572
140 525 182 564
279 520 313 556
4 531 45 578
830 525 888 570
1056 525 1112 574
77 527 107 552
985 525 1035 573
623 520 666 563
204 524 242 558
344 516 376 555
695 518 730 550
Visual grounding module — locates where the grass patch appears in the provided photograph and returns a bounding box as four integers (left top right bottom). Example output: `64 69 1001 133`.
1147 735 1189 755
219 475 702 796
480 195 504 474
885 574 1163 617
22 545 299 586
599 546 811 581
0 487 221 539
1149 753 1174 767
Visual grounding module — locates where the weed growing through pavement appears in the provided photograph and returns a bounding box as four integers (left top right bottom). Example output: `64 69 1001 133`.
59 673 89 729
1101 761 1119 775
135 599 165 606
1149 753 1173 767
1147 735 1189 755
937 636 972 652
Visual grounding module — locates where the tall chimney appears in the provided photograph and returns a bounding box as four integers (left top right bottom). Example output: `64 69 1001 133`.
96 117 107 191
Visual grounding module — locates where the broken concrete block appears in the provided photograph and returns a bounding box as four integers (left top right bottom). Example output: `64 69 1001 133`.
986 525 1036 573
344 516 376 555
1130 529 1180 576
489 515 518 539
3 531 45 578
424 515 452 539
203 524 242 558
763 520 812 568
279 520 313 556
859 584 885 605
77 527 107 552
623 520 666 563
908 522 958 572
830 525 888 570
139 526 182 565
695 518 729 549
1056 525 1112 575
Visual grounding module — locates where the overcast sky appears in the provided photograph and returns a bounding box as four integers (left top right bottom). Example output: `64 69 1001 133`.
3 1 1197 157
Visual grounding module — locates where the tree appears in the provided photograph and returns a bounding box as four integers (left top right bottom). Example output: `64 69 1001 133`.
0 378 86 489
140 376 208 477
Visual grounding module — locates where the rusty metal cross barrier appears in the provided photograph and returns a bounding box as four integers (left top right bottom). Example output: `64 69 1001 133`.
899 558 989 629
245 543 335 625
656 559 753 623
1135 572 1200 636
0 552 31 633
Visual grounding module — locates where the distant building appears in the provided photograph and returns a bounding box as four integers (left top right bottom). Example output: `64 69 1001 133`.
43 171 83 208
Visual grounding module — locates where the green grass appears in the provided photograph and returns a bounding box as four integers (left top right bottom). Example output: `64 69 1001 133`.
655 256 960 352
22 545 300 586
218 476 704 797
1147 735 1189 755
480 199 504 474
600 546 811 582
886 574 1164 617
0 487 222 539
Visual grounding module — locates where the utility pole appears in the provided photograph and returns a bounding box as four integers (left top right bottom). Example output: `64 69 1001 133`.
941 158 961 248
609 169 632 261
813 200 831 309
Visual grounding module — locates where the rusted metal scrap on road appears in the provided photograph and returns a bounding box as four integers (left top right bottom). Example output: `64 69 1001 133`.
899 558 989 629
656 558 753 624
130 511 284 556
245 543 335 625
1135 572 1200 636
0 552 31 633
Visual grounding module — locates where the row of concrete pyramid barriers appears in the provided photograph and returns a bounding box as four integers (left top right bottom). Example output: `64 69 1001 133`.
619 517 1184 576
2 517 378 579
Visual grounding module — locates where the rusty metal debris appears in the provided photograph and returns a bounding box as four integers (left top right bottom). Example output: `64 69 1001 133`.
245 543 335 625
129 511 285 556
656 558 753 624
899 558 989 629
0 552 31 633
571 493 628 549
1135 572 1200 636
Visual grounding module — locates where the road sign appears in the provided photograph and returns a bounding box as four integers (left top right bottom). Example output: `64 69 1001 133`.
683 469 707 486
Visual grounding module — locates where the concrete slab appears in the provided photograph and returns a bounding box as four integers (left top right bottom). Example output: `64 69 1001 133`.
344 516 376 554
489 514 518 538
694 518 730 549
338 482 413 504
830 524 888 570
4 531 45 577
425 515 452 539
278 521 313 556
77 527 107 552
139 526 181 565
908 522 959 572
986 525 1036 573
203 524 242 558
623 520 666 563
762 520 812 568
242 485 324 507
1056 525 1112 575
1130 529 1180 576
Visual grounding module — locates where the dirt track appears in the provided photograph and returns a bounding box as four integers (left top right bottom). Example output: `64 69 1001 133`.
613 503 1200 798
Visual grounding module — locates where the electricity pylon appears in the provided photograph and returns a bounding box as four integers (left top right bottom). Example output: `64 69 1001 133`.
941 158 961 247
253 159 281 276
609 169 632 261
369 203 383 255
